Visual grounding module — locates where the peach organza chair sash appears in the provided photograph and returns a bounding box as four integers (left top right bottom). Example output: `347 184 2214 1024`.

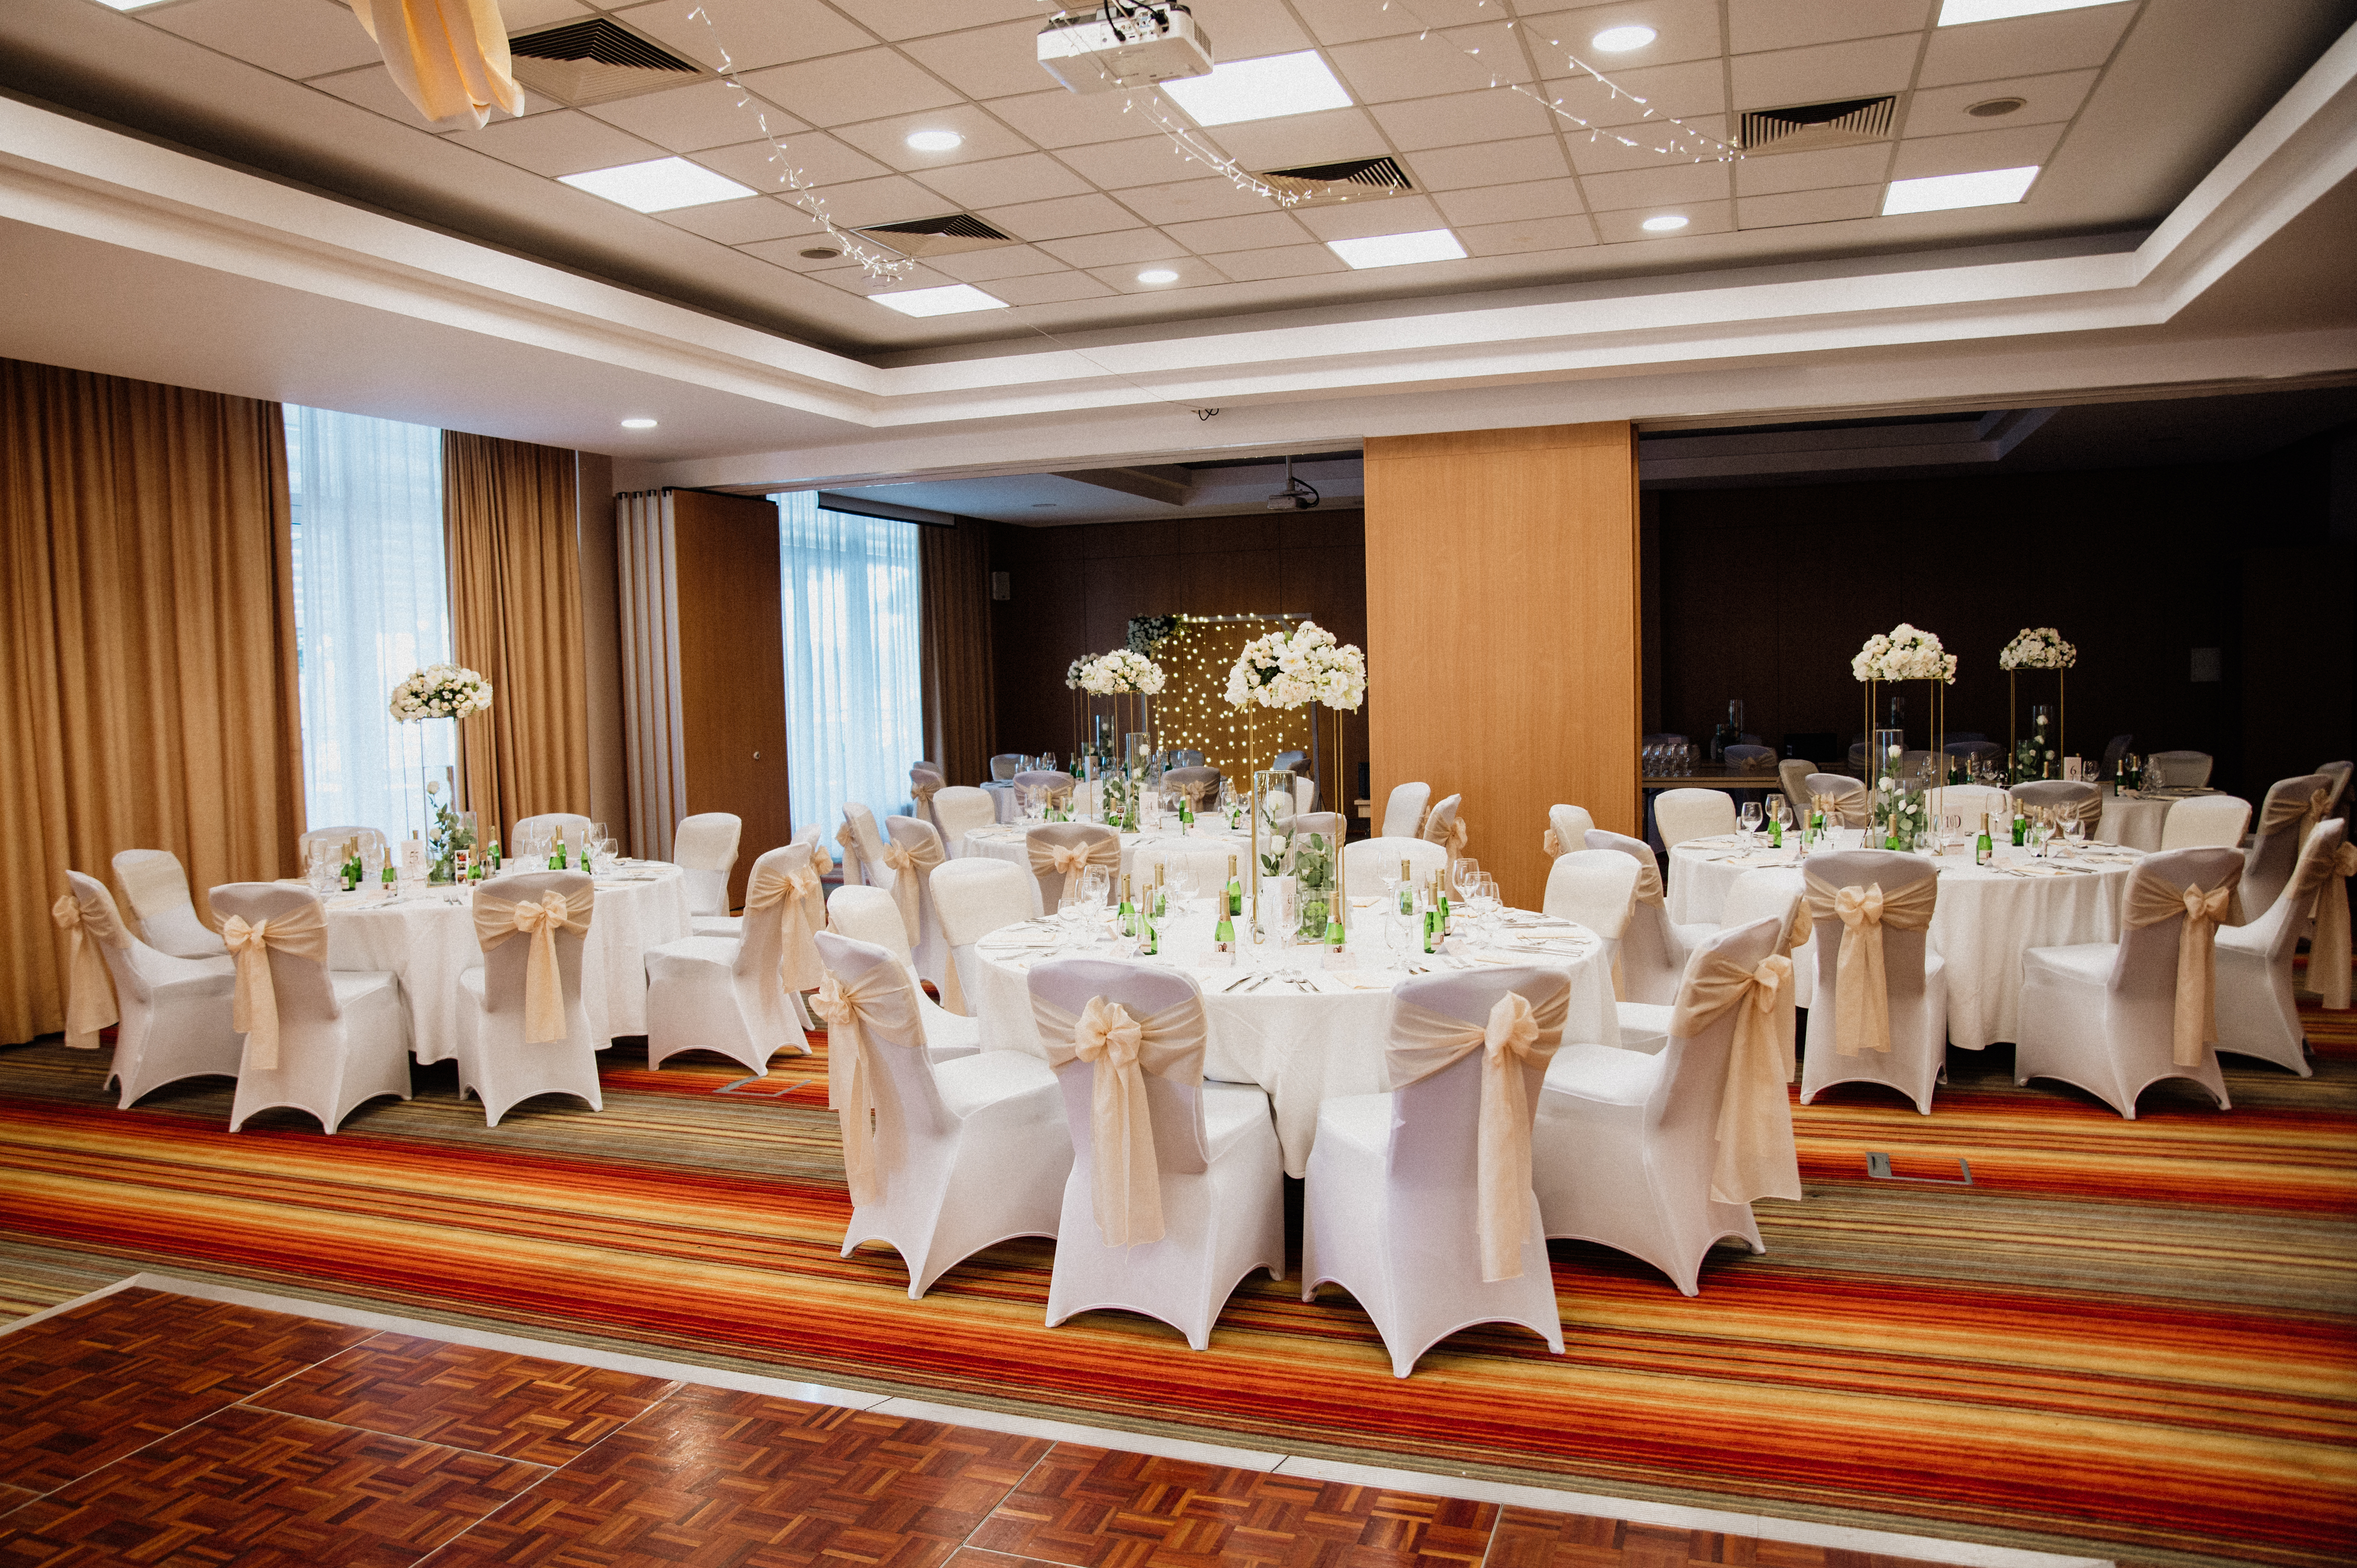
2124 874 2238 1066
911 772 943 818
1801 875 1936 1057
1422 813 1471 855
348 0 525 128
2315 840 2355 1011
2260 786 2332 844
1668 952 1800 1205
797 825 834 878
744 858 823 991
1382 988 1569 1283
812 968 926 1206
471 886 595 1045
223 901 331 1069
1030 992 1209 1247
52 893 125 1051
1029 837 1120 880
882 833 963 1011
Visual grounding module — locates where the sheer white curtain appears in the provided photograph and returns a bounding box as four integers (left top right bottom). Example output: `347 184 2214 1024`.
774 492 923 842
286 405 451 841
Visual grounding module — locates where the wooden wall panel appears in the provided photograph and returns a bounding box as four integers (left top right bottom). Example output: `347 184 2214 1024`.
1365 425 1639 908
671 489 788 909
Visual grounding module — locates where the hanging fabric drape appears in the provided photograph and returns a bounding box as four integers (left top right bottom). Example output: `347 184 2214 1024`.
224 902 330 1070
1 358 303 1047
471 884 595 1043
1030 992 1209 1247
918 518 996 791
347 0 527 128
614 491 687 863
1668 952 1801 1205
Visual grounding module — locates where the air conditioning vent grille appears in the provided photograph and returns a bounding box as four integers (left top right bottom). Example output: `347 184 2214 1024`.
1254 155 1412 208
853 213 1017 258
508 18 704 107
1738 95 1896 154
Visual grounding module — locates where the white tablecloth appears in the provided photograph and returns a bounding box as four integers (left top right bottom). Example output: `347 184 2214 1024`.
319 862 690 1063
2098 794 2171 851
971 901 1617 1177
1666 833 2142 1050
963 822 1253 891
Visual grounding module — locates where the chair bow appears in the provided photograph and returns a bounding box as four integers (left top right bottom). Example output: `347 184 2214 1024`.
52 894 121 1052
1424 813 1471 855
1669 952 1800 1205
222 902 331 1070
2123 874 2235 1066
1541 827 1563 857
882 835 961 1011
1032 991 1209 1247
744 857 824 994
2318 840 2355 1012
472 886 594 1044
2260 787 2333 846
1029 834 1118 885
1384 987 1569 1283
1803 874 1936 1057
797 826 835 877
814 966 926 1206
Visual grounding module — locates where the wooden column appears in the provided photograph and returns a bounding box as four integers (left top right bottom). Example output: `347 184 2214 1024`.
1364 423 1640 908
671 490 789 910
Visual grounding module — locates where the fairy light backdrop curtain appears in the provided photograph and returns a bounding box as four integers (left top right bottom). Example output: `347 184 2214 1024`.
285 405 451 842
773 492 923 841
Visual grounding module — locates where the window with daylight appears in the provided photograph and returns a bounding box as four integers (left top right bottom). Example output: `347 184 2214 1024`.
286 404 452 841
773 491 925 841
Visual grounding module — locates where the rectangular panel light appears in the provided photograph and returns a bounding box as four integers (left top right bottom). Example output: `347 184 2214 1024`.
90 0 176 8
1160 50 1353 127
1882 165 2040 215
1327 228 1468 269
1937 0 2128 24
558 158 755 213
867 284 1010 317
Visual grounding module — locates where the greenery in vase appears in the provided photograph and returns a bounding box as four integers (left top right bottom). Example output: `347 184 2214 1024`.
425 779 475 883
2012 710 2058 783
1288 831 1333 938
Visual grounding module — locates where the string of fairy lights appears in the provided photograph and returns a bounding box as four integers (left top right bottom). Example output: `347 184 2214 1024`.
1094 616 1307 780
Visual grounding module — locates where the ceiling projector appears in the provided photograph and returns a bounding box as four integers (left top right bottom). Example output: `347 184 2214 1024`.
1267 456 1320 511
1038 4 1214 95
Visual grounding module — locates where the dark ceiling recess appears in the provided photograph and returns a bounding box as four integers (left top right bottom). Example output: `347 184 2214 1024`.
853 213 1017 258
507 18 703 106
1254 155 1413 207
1738 95 1897 154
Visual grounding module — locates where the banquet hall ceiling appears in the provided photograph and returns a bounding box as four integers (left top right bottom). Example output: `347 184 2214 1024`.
4 0 2350 360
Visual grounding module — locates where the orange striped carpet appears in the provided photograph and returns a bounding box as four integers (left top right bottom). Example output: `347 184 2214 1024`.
0 985 2350 1568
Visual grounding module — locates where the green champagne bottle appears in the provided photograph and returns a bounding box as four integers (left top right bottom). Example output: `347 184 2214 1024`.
2011 812 2027 847
342 840 359 892
487 839 501 871
1768 815 1783 848
1326 912 1345 951
1398 858 1414 917
1422 905 1439 953
1975 812 1994 867
1225 854 1242 916
1214 907 1235 953
1140 901 1157 955
1118 874 1136 938
1153 865 1168 919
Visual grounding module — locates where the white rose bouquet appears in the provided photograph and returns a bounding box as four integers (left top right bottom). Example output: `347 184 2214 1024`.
1225 620 1365 712
1999 627 2077 670
1851 623 1955 683
1078 649 1165 696
1065 657 1087 690
389 663 493 721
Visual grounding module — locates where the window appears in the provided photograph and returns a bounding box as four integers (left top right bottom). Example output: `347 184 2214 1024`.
773 492 924 840
285 405 451 840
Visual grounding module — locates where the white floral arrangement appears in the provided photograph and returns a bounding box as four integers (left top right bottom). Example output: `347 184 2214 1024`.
1224 620 1367 712
388 663 493 721
1065 657 1087 690
1999 627 2077 670
1076 648 1165 696
1851 622 1957 684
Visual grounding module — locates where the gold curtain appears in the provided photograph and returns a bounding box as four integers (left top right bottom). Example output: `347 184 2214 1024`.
0 358 303 1045
920 518 996 785
443 430 589 849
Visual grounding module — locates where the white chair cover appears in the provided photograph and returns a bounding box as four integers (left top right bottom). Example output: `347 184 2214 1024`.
513 813 595 856
2216 820 2346 1074
1380 781 1430 839
111 848 226 959
1026 823 1120 909
2245 773 2334 920
2147 750 2214 788
1343 836 1446 897
989 754 1025 781
471 882 595 1044
2011 779 2101 831
883 815 965 1013
1030 988 1209 1247
1654 789 1736 849
826 884 981 1061
1801 869 1937 1058
644 843 814 1075
671 812 742 918
910 765 946 826
839 802 889 890
933 858 1042 1020
2160 794 2252 851
63 871 240 1108
1420 793 1468 862
53 881 124 1051
930 786 997 853
1542 803 1595 858
298 825 388 864
1584 829 1706 1006
1011 769 1076 805
1797 852 1947 1116
1801 774 1868 828
1163 766 1223 809
222 898 330 1071
211 882 409 1133
1934 785 2008 837
456 870 601 1126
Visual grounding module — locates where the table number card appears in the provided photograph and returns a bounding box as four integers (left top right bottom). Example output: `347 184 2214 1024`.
2062 757 2086 781
399 836 430 887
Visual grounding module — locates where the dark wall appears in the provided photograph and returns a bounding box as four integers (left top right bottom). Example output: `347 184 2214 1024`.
987 510 1369 790
1649 436 2355 800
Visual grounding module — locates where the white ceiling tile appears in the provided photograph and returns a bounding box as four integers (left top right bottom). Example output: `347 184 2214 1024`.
1727 0 1934 54
1890 122 2062 180
1085 256 1236 294
1368 90 1558 150
738 48 960 126
147 0 388 81
1405 137 1571 191
790 174 944 228
310 65 446 125
1329 27 1523 105
443 111 670 176
831 106 1037 172
1580 159 1732 209
1454 212 1600 255
615 0 877 73
1517 0 1727 69
899 20 1062 101
1035 229 1193 267
1185 0 1317 59
1564 116 1734 170
1540 58 1726 126
1434 179 1589 227
739 235 887 271
1162 210 1320 254
1917 4 2137 87
655 195 815 243
1733 143 1895 195
1287 0 1500 47
834 264 968 297
1114 178 1282 226
1901 69 2098 136
1055 137 1207 190
586 81 809 154
983 271 1121 305
914 152 1092 209
1736 184 1883 228
976 193 1148 241
1729 34 1922 110
691 133 890 191
926 245 1075 283
826 0 1042 43
1289 194 1449 242
983 88 1146 149
1199 243 1351 280
1593 198 1733 240
500 0 593 29
1209 108 1391 173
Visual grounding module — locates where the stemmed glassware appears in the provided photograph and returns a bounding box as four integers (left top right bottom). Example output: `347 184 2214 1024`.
360 841 387 896
1768 796 1791 839
1738 802 1762 841
1472 873 1502 947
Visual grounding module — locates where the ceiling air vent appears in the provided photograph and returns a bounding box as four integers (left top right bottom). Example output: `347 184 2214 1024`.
508 18 706 107
1738 95 1896 155
1254 155 1412 208
853 213 1018 258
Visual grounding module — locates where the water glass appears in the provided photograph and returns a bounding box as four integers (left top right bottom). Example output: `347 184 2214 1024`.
1452 856 1482 904
1738 802 1762 840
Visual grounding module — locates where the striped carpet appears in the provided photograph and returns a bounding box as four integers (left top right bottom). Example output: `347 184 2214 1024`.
0 981 2351 1568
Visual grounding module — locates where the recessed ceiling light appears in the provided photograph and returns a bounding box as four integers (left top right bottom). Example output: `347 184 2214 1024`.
867 284 1010 317
1326 228 1467 270
89 0 174 9
620 418 658 429
558 157 754 213
1966 96 2027 117
1936 0 2127 23
1160 50 1352 127
1640 213 1690 232
1882 165 2040 215
1591 24 1658 52
1136 267 1181 284
905 129 964 152
799 247 841 260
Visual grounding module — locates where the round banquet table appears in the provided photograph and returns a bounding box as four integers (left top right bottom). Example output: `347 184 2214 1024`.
1665 831 2144 1050
970 898 1618 1178
315 861 690 1064
961 820 1255 891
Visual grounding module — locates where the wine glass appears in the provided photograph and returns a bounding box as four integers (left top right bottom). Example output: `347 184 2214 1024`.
2063 814 2087 853
1172 866 1199 917
1768 796 1792 837
1474 872 1502 946
1452 856 1482 907
1041 752 1058 771
1738 801 1762 841
360 841 387 894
